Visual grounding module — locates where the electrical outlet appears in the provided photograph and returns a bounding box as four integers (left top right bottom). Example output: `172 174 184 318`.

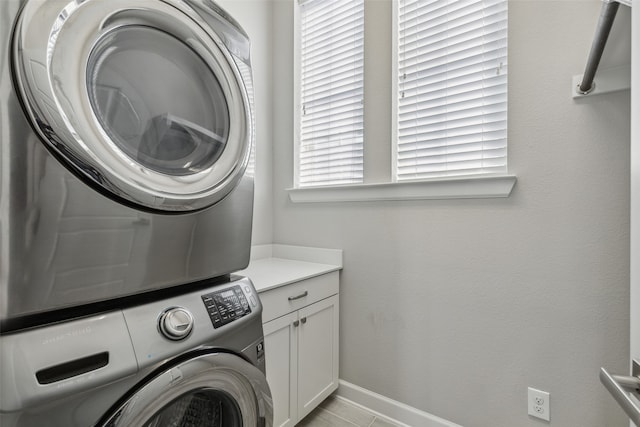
528 387 550 422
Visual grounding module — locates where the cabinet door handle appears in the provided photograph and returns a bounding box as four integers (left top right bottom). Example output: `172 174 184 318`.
293 320 300 327
300 317 307 324
288 291 308 301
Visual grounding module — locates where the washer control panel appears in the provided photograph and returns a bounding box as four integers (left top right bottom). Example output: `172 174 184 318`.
202 285 251 329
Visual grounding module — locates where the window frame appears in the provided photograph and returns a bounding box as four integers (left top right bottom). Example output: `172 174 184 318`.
289 0 516 202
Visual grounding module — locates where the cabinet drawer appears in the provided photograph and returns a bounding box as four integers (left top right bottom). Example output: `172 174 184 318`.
259 272 338 323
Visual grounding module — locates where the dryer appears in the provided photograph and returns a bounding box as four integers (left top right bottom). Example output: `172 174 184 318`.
1 0 256 331
0 276 272 426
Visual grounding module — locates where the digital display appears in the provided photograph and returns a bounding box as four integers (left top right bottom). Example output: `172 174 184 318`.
219 290 235 299
201 285 251 329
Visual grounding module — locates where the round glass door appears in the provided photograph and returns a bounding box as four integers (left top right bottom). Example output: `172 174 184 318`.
12 0 253 211
98 351 272 427
138 389 241 426
88 26 229 177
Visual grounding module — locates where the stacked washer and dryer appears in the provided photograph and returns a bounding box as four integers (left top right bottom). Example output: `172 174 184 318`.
0 0 272 425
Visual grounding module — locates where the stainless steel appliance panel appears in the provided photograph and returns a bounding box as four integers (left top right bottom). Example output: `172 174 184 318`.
0 277 272 426
0 0 256 325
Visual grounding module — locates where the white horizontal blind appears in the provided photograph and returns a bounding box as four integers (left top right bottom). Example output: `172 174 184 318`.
235 59 256 177
298 0 364 187
396 0 508 181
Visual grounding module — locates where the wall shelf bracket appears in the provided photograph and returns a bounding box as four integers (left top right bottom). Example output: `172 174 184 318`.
572 64 631 98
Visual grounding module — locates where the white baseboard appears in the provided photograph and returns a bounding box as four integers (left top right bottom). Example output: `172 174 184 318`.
336 380 463 427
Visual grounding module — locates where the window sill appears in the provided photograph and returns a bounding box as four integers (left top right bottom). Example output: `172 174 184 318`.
287 175 517 203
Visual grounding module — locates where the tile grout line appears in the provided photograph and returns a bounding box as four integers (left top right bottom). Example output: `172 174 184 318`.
321 396 404 427
319 407 362 427
330 396 407 427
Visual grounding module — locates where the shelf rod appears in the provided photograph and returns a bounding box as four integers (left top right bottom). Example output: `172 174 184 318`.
576 0 621 95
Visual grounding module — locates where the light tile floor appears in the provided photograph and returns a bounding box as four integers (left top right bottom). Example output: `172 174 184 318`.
296 395 405 427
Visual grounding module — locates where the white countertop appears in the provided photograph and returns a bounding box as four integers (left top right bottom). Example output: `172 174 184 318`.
235 244 342 293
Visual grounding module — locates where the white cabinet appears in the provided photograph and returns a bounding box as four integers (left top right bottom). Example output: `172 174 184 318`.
263 312 298 427
296 295 339 419
261 272 339 427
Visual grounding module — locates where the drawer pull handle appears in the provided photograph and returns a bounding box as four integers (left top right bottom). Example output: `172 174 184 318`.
300 317 307 324
288 291 308 301
293 320 300 327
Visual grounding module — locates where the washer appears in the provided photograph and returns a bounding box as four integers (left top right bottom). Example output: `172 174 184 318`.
0 276 272 426
1 0 256 331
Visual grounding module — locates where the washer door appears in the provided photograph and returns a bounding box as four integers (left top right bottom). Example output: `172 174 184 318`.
98 351 272 426
12 0 252 211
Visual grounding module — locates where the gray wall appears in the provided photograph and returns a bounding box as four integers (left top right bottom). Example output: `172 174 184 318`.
270 1 631 426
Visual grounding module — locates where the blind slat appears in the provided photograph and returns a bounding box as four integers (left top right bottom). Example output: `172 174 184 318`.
302 66 364 93
397 140 507 157
302 33 363 69
398 30 507 69
302 23 363 58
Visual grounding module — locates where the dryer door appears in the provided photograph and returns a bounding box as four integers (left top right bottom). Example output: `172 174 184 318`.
12 0 253 212
98 351 272 427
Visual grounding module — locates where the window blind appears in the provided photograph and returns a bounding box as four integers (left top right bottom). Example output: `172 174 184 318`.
235 59 256 177
396 0 508 181
298 0 364 187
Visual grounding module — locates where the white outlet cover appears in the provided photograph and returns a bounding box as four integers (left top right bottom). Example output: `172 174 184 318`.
528 387 550 422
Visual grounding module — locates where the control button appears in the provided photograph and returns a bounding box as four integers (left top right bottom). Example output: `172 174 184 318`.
159 307 194 341
244 286 251 294
249 296 257 307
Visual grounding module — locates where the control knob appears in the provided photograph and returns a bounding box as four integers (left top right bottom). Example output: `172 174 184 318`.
159 307 194 340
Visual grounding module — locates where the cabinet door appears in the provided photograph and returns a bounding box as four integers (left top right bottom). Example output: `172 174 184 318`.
263 312 298 427
297 295 339 420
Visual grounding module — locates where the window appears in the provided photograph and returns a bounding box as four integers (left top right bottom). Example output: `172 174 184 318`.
290 0 514 202
296 0 364 187
395 0 508 181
